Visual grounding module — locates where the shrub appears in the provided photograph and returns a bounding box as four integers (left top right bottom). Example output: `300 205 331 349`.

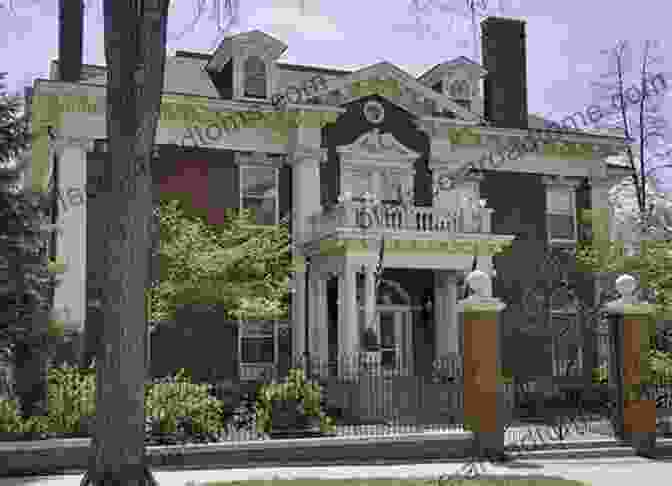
0 399 24 433
255 368 335 435
592 365 608 384
6 364 228 443
0 398 49 436
649 350 672 384
46 363 96 436
145 369 224 444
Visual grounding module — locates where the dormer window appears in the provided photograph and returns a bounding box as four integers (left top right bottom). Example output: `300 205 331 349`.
449 79 470 98
448 79 471 110
243 56 267 98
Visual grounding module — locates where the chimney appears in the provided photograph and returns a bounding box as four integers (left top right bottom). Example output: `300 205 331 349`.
481 17 528 130
58 0 84 82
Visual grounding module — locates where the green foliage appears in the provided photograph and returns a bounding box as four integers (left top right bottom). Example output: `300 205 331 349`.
0 398 23 433
145 368 224 444
0 72 30 166
0 398 49 435
649 350 672 384
592 365 608 384
3 365 227 442
577 238 672 321
148 199 292 323
45 363 95 435
255 368 335 435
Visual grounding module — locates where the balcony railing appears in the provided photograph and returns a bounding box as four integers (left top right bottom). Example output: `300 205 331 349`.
309 200 493 237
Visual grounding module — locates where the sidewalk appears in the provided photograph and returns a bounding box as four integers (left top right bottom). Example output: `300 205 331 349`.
2 455 672 486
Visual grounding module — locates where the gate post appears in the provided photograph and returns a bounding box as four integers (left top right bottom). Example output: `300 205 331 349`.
458 269 507 458
604 274 656 456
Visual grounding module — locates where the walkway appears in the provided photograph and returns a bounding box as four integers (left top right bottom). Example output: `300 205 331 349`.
2 455 672 486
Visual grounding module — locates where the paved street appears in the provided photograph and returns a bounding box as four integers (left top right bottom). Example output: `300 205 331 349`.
2 455 672 486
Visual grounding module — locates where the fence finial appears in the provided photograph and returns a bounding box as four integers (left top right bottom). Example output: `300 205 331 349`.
615 274 638 305
466 269 491 299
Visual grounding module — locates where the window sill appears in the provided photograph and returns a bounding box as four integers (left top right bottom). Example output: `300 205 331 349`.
237 96 270 104
548 239 577 251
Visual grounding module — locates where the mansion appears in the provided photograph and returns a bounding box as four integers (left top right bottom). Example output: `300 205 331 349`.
27 16 633 382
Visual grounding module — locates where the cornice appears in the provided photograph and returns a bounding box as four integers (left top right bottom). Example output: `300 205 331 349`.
50 135 94 153
285 146 328 166
234 151 286 168
541 175 583 188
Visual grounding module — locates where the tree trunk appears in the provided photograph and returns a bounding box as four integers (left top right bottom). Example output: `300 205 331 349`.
82 1 169 485
12 336 49 418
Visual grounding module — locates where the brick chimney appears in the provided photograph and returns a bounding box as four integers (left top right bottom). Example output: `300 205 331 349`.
58 0 83 82
481 17 528 130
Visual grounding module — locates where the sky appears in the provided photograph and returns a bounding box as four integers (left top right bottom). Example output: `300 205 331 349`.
2 0 672 192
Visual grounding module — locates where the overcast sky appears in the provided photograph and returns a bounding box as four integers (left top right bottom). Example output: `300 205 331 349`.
2 0 672 190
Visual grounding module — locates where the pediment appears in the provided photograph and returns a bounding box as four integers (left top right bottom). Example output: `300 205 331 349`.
337 128 420 162
307 62 481 122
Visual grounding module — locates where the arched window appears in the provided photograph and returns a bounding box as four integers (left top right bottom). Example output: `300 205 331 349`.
243 56 267 98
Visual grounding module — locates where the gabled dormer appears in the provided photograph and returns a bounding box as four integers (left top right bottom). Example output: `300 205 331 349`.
417 56 487 118
205 30 288 101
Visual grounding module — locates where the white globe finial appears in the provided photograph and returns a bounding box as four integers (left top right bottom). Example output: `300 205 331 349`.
466 269 491 298
615 274 638 304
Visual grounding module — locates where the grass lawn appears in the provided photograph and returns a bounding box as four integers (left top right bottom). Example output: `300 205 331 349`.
200 479 589 485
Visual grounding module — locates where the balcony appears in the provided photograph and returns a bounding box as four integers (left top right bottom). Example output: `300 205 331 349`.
308 198 493 240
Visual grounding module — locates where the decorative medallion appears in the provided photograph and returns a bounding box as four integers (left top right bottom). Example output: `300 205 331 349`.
363 100 385 124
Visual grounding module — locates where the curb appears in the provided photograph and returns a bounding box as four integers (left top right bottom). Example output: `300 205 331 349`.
3 434 672 477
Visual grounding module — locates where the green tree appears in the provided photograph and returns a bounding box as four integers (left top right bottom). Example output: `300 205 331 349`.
0 72 30 173
0 72 61 418
148 199 292 325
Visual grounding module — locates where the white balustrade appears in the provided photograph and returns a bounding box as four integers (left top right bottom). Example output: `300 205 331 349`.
309 199 493 238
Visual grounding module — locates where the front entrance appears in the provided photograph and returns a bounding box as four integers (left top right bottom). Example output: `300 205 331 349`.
378 306 413 375
359 304 413 375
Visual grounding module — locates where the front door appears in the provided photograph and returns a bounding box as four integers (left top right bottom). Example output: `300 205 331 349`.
378 306 413 375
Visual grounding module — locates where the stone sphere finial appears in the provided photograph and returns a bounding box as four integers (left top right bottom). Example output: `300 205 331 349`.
615 274 637 304
466 269 491 298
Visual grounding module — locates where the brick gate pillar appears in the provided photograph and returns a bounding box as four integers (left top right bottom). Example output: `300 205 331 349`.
605 273 657 456
458 269 507 458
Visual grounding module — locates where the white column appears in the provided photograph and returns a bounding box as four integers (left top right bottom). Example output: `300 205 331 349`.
308 271 323 371
287 147 324 367
288 148 325 244
364 264 377 331
314 275 329 376
52 137 91 334
338 263 359 376
435 270 459 360
292 260 306 365
370 170 382 198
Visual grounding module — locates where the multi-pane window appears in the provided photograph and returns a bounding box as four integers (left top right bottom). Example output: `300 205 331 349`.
240 165 278 225
448 79 472 111
449 79 470 99
239 320 275 363
239 320 284 381
243 56 267 98
547 186 576 241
